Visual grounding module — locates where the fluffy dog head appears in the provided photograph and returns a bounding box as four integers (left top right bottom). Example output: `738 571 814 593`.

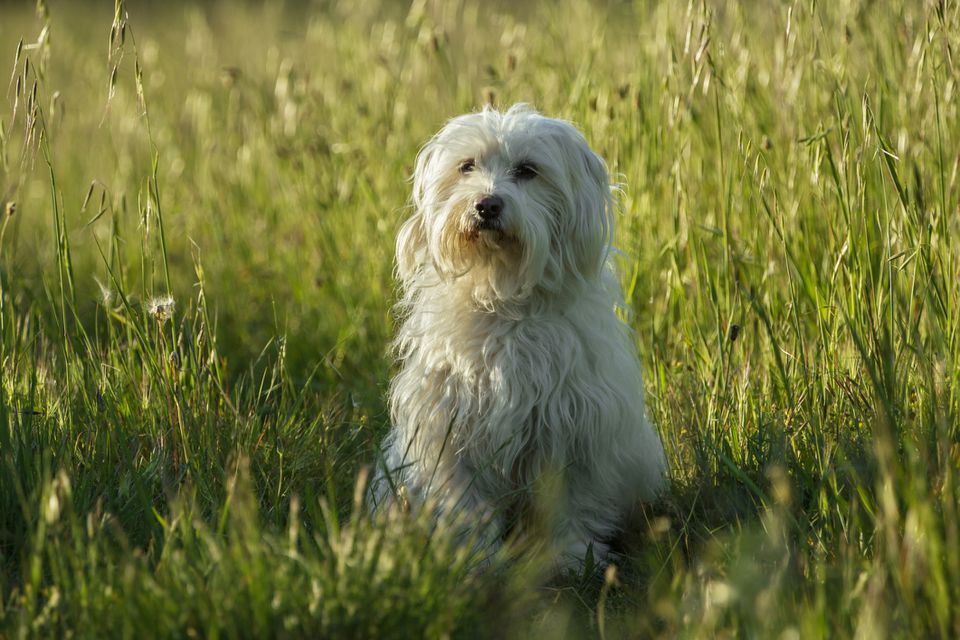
397 104 614 305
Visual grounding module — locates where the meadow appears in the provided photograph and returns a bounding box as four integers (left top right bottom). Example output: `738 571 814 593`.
1 0 958 637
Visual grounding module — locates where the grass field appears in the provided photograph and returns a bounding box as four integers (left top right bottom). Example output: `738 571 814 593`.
1 0 959 637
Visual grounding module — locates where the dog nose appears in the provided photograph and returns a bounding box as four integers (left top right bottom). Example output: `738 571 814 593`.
475 195 504 220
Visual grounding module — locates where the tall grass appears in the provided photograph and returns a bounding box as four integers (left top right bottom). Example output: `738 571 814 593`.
1 0 958 637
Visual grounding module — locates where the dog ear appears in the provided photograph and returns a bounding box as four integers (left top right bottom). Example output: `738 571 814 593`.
396 138 439 282
396 211 425 282
567 135 614 281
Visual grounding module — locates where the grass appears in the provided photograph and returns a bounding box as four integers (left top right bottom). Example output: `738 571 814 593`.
1 0 958 637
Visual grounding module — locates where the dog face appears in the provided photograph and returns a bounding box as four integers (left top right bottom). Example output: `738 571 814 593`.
398 104 614 303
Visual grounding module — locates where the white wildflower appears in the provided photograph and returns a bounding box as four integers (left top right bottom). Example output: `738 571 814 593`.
147 295 175 321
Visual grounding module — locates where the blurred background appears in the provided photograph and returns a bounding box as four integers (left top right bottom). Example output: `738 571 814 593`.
1 1 959 636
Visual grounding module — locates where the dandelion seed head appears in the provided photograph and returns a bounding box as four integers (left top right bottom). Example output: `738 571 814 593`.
147 295 175 321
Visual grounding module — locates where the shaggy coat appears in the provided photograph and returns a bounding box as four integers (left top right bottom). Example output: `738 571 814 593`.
369 104 667 570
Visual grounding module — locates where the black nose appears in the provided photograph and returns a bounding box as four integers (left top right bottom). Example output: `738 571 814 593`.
475 195 504 220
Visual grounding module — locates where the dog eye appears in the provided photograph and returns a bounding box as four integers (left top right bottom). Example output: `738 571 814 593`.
459 159 476 174
511 163 538 180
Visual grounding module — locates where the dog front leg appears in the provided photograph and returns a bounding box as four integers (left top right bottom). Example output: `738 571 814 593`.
551 488 622 574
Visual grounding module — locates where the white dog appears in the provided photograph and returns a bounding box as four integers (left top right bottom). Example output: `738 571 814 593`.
368 104 667 571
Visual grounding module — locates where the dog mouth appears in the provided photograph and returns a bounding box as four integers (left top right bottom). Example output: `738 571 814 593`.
463 216 510 242
474 219 501 232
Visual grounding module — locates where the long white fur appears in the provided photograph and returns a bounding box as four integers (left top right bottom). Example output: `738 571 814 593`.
369 104 667 571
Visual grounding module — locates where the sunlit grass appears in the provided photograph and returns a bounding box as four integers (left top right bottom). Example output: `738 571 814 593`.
1 0 958 637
